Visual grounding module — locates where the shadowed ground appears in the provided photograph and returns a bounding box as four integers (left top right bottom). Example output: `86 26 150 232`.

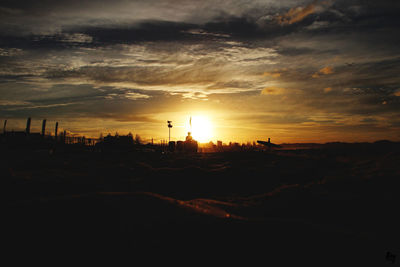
3 143 400 264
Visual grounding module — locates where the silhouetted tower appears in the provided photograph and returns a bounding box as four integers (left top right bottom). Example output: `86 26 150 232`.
167 121 173 142
186 132 193 141
55 122 58 138
268 138 270 143
26 117 31 134
41 119 46 136
3 119 7 134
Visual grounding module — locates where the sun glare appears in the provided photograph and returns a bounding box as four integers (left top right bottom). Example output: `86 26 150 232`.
186 115 213 143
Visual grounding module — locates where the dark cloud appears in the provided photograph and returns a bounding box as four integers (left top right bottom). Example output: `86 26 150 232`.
276 0 327 25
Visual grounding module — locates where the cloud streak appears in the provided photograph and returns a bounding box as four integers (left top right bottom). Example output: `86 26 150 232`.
276 0 331 25
312 66 334 78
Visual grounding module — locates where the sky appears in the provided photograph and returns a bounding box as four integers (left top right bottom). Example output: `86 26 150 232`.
1 0 400 143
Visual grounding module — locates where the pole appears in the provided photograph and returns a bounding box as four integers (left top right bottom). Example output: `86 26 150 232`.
41 119 47 136
55 122 58 139
167 121 173 143
3 119 7 134
26 117 31 134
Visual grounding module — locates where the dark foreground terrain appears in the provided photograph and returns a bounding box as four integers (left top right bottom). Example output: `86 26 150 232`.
3 142 400 264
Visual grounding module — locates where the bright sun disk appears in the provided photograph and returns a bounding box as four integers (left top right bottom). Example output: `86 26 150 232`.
186 115 213 142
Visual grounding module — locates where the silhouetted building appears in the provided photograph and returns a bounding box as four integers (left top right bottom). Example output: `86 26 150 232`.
103 134 133 146
184 132 198 153
119 135 134 145
185 132 193 142
230 142 240 151
97 133 135 151
217 140 222 148
176 141 184 152
168 141 176 152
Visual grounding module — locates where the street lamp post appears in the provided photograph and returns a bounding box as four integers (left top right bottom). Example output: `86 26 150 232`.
167 121 173 142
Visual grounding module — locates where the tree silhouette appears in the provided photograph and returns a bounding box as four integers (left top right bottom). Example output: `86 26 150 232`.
135 134 142 144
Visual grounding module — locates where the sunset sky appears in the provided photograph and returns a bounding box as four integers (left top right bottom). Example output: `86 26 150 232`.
1 0 399 143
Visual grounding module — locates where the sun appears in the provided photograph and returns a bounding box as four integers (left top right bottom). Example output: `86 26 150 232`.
186 115 213 143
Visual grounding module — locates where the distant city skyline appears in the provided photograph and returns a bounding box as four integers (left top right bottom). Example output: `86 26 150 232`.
1 1 400 143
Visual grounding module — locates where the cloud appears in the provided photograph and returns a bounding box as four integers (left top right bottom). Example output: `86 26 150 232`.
0 100 30 106
3 102 77 111
0 1 286 36
94 113 161 123
276 0 327 25
1 0 400 142
0 48 24 57
263 71 281 78
312 66 334 78
319 66 334 74
124 92 151 100
60 33 93 43
183 29 230 38
305 21 330 30
261 87 284 95
34 41 278 95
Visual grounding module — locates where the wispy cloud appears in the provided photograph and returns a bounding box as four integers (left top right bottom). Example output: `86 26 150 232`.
60 33 93 43
263 71 282 78
276 0 331 25
0 48 24 57
261 87 284 95
312 66 334 78
0 100 30 106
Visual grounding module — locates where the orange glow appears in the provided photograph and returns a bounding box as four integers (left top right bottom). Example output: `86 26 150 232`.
185 115 214 143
